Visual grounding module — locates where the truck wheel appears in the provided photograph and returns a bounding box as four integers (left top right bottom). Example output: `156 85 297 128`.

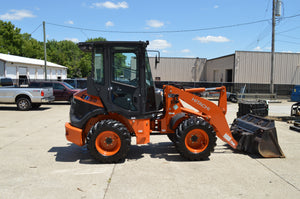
87 120 131 163
175 117 216 160
17 97 31 111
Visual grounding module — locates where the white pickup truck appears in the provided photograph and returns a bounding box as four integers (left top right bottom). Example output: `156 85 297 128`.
0 78 55 111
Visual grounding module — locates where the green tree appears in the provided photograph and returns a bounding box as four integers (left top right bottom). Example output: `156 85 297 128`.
0 20 24 55
21 33 44 59
46 40 82 77
78 37 107 78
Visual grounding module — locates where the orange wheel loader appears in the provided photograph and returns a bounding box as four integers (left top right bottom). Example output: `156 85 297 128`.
65 41 284 163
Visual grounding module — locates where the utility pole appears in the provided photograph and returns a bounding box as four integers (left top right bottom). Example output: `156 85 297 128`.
270 0 275 94
43 21 47 80
270 0 282 94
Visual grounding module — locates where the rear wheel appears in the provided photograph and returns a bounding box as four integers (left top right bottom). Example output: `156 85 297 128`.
87 120 131 163
176 117 216 160
17 97 31 111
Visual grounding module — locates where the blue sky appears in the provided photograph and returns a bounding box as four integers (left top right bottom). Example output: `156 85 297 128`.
1 0 299 58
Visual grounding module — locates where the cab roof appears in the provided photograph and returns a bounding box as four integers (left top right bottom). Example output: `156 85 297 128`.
78 41 149 52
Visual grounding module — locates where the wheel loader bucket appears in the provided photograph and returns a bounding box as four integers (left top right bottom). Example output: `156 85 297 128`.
230 114 285 158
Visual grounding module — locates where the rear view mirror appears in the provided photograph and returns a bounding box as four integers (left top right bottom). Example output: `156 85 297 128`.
148 50 160 69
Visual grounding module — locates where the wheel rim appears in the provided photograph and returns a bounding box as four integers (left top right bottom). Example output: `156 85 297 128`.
185 129 209 153
19 99 28 109
95 131 121 156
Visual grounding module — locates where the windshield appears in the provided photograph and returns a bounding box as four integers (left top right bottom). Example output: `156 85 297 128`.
63 82 75 89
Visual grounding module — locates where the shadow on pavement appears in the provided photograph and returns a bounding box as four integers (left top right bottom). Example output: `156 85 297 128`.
127 142 188 162
48 144 99 164
0 106 51 111
215 144 262 159
49 142 212 164
50 102 70 105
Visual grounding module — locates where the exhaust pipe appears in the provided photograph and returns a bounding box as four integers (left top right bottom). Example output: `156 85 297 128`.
230 114 285 158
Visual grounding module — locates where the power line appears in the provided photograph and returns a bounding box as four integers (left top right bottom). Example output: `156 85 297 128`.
278 25 300 34
46 13 300 34
277 40 300 45
30 24 42 35
277 34 300 40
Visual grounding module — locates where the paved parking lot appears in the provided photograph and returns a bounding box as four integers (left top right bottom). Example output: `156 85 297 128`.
0 101 299 199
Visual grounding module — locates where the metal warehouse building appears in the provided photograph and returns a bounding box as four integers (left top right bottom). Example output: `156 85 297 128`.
149 57 207 82
149 51 300 94
205 51 300 85
0 53 67 83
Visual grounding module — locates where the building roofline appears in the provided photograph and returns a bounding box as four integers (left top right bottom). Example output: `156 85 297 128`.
207 50 300 62
207 53 235 61
0 53 67 69
149 57 206 60
235 50 300 55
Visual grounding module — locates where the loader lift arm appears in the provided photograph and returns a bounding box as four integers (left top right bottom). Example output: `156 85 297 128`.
161 85 238 149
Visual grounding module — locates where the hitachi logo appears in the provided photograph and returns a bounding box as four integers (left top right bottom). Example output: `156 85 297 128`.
192 97 211 111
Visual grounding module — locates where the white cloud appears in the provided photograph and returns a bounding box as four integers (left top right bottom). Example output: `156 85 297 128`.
253 46 263 51
194 36 230 43
92 1 128 9
65 38 80 43
148 39 171 50
181 49 191 53
214 5 219 9
0 9 36 20
65 20 74 25
105 21 114 27
146 20 164 28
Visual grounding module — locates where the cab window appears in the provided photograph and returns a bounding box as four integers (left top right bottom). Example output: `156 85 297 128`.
53 83 65 90
111 47 139 111
94 48 104 85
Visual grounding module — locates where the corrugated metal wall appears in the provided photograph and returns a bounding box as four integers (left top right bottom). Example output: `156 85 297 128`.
206 55 235 82
235 51 300 84
149 57 206 82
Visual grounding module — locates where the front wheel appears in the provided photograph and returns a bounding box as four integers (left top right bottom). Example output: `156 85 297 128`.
87 120 131 163
176 117 216 160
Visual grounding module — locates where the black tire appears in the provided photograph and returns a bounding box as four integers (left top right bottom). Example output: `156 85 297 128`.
175 117 217 160
31 103 41 109
17 97 31 111
68 95 73 104
167 133 177 143
87 120 131 163
229 95 238 103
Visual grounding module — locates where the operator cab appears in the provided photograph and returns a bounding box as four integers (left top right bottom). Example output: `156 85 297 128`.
79 41 161 119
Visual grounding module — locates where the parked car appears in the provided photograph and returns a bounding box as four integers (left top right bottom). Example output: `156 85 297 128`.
63 78 87 89
0 78 54 111
29 81 80 102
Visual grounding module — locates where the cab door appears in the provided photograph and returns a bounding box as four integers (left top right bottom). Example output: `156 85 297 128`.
86 43 146 119
109 47 141 113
